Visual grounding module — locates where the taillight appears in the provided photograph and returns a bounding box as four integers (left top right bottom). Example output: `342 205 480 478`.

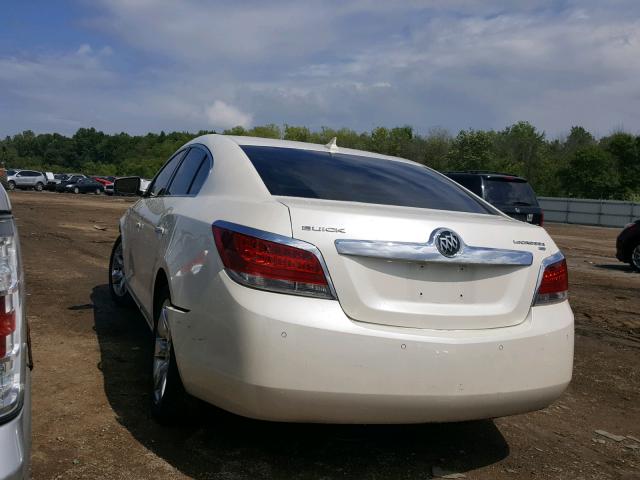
213 222 335 299
0 230 25 421
534 257 568 305
0 299 16 358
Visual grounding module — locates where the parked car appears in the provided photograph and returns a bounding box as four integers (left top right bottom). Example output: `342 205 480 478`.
63 177 104 194
43 174 66 192
7 170 47 191
0 182 31 478
616 219 640 271
55 174 87 192
445 171 544 226
110 135 573 424
93 176 115 187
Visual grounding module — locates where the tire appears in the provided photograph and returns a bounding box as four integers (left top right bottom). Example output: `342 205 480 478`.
108 236 134 307
73 187 80 194
150 285 188 423
631 244 640 272
35 182 44 191
7 181 15 191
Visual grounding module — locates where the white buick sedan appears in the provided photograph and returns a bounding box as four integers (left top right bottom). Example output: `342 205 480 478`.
109 134 574 423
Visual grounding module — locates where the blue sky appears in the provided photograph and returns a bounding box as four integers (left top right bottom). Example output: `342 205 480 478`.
1 1 639 138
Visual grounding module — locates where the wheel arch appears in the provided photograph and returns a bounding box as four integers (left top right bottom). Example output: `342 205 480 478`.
152 268 171 324
622 235 640 261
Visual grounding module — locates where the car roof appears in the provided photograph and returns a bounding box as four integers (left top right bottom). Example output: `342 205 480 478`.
209 134 415 165
445 171 528 182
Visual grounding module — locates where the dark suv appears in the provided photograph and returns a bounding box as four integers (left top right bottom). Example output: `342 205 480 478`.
444 171 544 226
616 220 640 271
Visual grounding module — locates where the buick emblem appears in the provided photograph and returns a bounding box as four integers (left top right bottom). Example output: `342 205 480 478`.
435 230 461 257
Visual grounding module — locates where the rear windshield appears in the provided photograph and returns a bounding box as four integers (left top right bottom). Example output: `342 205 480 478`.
241 146 493 214
483 178 539 206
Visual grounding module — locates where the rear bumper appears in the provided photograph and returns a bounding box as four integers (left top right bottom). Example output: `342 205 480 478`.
169 274 574 423
0 387 30 479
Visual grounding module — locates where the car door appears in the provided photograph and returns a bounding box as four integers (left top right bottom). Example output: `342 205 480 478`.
26 171 38 187
83 179 98 193
136 147 211 313
126 149 188 314
14 171 29 187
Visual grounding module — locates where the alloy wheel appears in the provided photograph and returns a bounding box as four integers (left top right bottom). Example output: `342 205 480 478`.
110 242 127 297
153 304 172 405
632 244 640 271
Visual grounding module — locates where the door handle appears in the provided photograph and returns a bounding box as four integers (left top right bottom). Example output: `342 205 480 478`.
154 226 166 235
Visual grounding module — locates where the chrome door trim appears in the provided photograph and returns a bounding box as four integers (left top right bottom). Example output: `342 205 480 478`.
212 220 338 299
335 228 533 266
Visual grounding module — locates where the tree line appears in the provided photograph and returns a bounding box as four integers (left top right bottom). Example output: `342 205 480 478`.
1 122 638 201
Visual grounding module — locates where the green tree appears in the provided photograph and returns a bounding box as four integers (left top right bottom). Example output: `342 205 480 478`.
560 146 619 199
283 125 311 142
447 129 495 170
495 121 546 183
419 128 452 170
601 132 640 200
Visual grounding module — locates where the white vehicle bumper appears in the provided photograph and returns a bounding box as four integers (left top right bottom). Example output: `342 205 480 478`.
0 375 30 480
169 273 574 424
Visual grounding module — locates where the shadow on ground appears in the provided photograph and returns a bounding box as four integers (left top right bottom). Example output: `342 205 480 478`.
593 263 637 273
91 284 509 479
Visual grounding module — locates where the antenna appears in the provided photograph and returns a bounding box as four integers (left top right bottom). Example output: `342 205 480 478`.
325 137 338 152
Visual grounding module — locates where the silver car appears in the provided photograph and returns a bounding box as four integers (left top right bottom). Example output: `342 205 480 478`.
7 170 47 191
0 183 30 479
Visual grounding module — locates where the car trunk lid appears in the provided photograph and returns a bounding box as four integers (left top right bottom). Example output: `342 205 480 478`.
279 197 553 330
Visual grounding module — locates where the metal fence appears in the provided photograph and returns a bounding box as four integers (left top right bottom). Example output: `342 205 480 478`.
538 197 640 228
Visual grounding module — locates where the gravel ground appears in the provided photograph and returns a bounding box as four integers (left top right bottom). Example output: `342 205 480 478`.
9 191 639 480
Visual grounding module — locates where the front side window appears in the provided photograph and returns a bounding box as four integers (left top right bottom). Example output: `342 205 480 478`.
148 149 187 197
241 146 493 214
167 148 208 196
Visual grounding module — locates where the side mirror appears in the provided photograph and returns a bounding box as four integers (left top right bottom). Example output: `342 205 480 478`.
114 177 142 196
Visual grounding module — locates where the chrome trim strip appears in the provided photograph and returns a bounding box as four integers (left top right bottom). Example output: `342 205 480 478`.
531 250 566 306
335 228 533 266
212 220 338 300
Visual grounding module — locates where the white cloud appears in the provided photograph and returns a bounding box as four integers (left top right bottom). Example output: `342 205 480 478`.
204 100 253 129
77 43 92 55
3 1 640 136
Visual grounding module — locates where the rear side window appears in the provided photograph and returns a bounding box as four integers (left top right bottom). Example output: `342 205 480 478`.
148 150 187 197
167 148 208 196
187 152 212 194
241 146 492 214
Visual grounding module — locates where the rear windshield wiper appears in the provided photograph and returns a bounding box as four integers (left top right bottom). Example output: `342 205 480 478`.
510 201 533 206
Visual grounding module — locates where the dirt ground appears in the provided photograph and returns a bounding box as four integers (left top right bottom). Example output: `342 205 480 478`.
9 191 640 479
